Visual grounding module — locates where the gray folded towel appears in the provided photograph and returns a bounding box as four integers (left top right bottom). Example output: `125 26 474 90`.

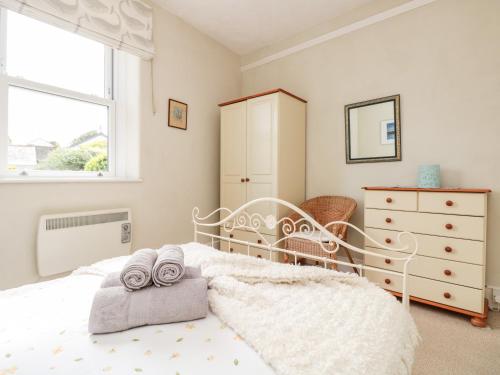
88 278 208 334
101 267 202 288
120 248 158 291
152 245 185 287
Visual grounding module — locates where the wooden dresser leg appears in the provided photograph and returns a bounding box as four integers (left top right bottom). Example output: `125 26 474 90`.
470 316 488 328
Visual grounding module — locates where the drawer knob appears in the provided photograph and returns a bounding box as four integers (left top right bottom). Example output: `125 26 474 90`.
444 269 452 276
385 238 392 244
443 292 451 299
229 248 234 253
257 239 262 244
229 234 234 238
245 178 250 182
444 246 453 253
445 223 453 230
256 255 262 258
386 197 393 203
446 200 454 207
240 178 245 183
384 278 391 284
385 217 392 223
385 258 392 264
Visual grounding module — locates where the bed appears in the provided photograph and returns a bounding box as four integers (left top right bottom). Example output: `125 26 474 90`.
1 198 420 375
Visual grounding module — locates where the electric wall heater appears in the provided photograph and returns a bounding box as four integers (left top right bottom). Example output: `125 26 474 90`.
37 208 132 277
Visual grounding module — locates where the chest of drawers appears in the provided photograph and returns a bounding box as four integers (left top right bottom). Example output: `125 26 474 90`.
363 187 491 327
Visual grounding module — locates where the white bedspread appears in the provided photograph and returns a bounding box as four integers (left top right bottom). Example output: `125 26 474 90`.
0 244 273 375
0 242 419 375
199 246 420 375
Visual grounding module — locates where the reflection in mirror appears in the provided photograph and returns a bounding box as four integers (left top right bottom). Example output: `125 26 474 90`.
345 95 401 164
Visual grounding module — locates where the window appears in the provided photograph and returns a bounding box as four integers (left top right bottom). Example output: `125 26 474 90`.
0 9 117 178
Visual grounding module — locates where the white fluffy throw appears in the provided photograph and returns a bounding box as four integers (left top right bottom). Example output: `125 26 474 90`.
195 248 420 375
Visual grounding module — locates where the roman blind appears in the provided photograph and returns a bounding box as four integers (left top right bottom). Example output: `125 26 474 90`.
0 0 154 59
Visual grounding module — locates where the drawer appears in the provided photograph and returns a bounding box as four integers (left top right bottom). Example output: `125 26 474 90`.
220 228 280 261
365 209 485 241
418 192 486 216
364 269 402 293
365 247 485 288
364 228 485 265
410 276 484 313
365 270 484 313
365 190 417 211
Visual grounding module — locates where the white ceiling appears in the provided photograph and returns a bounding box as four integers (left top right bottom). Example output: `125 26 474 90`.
155 0 375 55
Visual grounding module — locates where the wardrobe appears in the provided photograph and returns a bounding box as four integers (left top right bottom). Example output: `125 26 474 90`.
218 89 306 259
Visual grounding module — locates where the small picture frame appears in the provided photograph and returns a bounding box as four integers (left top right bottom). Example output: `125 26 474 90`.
168 99 188 130
380 119 396 144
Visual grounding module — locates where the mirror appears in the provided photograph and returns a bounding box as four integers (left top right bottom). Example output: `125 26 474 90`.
345 95 401 164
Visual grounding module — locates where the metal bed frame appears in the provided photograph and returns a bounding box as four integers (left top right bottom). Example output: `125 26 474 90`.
192 197 418 309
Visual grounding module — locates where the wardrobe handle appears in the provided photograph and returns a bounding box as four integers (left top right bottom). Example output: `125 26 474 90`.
443 292 451 299
386 197 393 203
445 246 453 253
384 278 391 285
245 178 250 182
446 200 454 207
385 238 392 244
229 248 234 253
445 223 453 230
257 239 262 244
240 178 245 183
444 269 452 276
256 255 262 258
385 259 391 264
385 217 392 223
229 234 234 238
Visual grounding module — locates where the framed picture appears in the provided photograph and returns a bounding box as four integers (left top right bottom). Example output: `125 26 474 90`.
380 119 395 144
168 99 188 130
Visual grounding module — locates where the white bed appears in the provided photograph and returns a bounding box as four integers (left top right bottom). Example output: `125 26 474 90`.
0 244 274 375
1 198 420 375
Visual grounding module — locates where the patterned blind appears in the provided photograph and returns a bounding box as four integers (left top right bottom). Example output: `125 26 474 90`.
0 0 154 59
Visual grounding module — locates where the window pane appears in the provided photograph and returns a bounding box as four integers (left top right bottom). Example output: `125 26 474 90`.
5 11 107 97
7 87 109 173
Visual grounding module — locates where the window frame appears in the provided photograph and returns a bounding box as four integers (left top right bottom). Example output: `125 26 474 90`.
0 8 117 179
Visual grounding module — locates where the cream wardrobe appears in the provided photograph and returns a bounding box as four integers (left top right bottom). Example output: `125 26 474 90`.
218 89 306 260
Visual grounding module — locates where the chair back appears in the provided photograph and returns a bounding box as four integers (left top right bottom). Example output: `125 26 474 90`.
298 196 357 238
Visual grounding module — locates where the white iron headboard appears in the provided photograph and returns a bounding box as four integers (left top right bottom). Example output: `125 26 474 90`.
192 197 418 308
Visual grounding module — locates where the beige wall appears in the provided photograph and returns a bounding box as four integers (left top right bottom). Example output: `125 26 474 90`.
0 4 241 289
242 0 500 286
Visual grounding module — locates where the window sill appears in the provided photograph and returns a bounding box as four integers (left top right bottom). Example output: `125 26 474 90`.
0 177 143 184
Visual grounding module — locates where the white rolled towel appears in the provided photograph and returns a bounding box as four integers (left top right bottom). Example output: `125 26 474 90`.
120 248 157 291
152 245 185 286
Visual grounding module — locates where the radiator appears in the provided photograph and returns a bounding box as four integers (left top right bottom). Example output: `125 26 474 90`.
37 208 132 277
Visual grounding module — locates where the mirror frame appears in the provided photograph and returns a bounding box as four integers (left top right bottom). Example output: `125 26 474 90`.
344 94 401 164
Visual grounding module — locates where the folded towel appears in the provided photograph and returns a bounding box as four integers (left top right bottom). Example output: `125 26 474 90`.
152 245 185 287
101 267 202 288
120 248 158 291
88 278 208 334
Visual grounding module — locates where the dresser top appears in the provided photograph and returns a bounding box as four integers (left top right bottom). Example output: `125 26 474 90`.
218 88 307 107
363 186 491 193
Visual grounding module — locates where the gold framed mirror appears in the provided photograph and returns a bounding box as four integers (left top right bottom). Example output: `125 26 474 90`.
345 94 401 164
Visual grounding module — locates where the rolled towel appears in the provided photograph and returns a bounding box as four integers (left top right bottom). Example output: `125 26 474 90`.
88 278 208 334
152 245 185 287
101 267 202 288
120 248 158 291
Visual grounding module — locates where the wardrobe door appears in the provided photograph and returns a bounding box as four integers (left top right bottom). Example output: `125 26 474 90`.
245 95 278 223
220 102 247 218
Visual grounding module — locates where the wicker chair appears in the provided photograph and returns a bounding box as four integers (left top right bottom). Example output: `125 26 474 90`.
283 196 358 273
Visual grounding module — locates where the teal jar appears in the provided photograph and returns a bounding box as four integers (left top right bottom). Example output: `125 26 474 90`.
418 165 441 188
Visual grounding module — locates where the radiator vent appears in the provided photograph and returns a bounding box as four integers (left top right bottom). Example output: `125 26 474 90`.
45 211 129 231
38 208 132 276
